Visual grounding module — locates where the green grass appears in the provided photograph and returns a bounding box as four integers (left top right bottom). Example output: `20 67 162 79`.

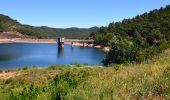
0 50 170 99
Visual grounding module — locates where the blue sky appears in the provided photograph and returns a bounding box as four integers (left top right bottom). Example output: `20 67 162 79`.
0 0 170 28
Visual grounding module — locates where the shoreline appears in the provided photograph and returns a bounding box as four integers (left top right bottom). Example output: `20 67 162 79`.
0 38 110 52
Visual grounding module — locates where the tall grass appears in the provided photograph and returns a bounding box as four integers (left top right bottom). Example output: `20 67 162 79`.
0 50 170 99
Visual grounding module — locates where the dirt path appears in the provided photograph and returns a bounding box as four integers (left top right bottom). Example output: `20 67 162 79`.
0 72 20 80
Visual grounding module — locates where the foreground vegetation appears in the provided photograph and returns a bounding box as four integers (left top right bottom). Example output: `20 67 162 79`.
0 48 170 100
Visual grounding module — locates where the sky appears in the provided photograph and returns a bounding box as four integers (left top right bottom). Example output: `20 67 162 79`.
0 0 170 28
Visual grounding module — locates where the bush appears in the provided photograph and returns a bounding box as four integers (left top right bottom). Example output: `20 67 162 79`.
5 78 14 84
49 69 90 99
112 64 124 70
48 65 66 70
71 62 84 67
22 67 28 70
9 84 40 100
0 69 3 73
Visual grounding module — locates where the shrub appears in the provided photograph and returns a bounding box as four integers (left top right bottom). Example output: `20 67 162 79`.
9 84 40 100
5 78 14 84
22 67 28 70
112 64 123 70
71 62 83 67
48 65 66 70
49 69 90 99
0 69 3 73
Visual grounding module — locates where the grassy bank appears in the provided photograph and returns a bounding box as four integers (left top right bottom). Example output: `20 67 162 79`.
0 50 170 99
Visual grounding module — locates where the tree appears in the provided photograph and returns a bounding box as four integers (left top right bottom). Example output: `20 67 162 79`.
96 5 170 65
147 29 163 46
0 24 4 32
108 22 115 32
98 26 108 35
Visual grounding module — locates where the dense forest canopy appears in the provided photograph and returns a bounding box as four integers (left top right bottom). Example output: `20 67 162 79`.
91 5 170 65
0 14 98 39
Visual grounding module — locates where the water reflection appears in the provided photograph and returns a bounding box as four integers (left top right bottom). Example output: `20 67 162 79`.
71 46 74 53
0 43 105 69
0 54 18 61
57 47 64 58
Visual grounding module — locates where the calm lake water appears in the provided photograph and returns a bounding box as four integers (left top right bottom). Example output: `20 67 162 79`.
0 43 105 69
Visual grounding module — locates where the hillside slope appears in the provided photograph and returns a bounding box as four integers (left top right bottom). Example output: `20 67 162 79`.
0 14 98 39
92 5 170 65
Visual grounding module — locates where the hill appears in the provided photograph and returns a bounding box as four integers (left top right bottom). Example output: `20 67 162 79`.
0 14 98 39
92 5 170 65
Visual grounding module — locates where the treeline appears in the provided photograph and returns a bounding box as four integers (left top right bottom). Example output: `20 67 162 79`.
91 5 170 65
0 14 98 39
0 14 21 32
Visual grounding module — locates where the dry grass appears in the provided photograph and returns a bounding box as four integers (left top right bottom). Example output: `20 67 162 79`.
0 49 170 99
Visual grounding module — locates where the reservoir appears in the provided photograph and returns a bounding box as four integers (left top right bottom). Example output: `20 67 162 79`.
0 43 105 69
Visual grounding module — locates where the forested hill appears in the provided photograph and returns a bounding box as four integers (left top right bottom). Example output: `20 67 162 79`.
91 5 170 65
0 14 98 39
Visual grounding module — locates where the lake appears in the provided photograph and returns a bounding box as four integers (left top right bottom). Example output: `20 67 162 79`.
0 43 106 69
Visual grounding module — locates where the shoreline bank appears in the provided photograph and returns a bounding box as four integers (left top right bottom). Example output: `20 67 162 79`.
0 38 110 52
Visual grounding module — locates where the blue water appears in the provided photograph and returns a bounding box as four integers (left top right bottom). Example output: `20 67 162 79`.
0 43 105 69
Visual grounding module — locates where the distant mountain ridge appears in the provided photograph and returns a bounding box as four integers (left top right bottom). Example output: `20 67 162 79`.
0 14 98 39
